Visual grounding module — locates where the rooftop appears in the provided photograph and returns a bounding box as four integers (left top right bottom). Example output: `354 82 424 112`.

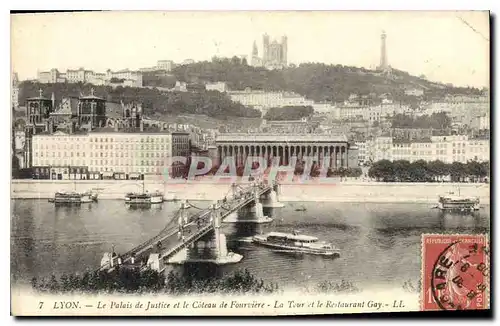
216 133 348 143
26 88 50 101
33 128 190 136
80 88 104 101
267 232 319 242
91 127 189 134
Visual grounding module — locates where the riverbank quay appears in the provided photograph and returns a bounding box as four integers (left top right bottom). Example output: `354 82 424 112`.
10 179 489 204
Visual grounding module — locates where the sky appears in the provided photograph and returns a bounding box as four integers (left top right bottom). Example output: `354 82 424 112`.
11 11 490 88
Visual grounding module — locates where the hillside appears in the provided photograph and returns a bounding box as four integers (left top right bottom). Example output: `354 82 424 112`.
171 57 482 103
18 81 262 120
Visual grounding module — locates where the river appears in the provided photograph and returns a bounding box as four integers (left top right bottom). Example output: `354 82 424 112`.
11 199 490 291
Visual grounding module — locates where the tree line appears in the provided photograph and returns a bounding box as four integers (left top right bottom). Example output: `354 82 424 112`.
188 160 362 179
18 81 261 119
263 106 313 121
30 268 278 295
29 267 369 295
368 159 489 182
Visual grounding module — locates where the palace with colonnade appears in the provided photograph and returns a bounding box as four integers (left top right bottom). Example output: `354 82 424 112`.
215 134 359 169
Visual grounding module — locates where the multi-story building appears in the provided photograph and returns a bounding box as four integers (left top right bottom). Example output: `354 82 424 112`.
370 134 490 164
106 69 143 87
37 67 143 87
157 60 175 72
355 141 367 165
205 82 228 93
12 72 19 108
228 90 314 114
312 102 336 114
373 136 393 162
420 94 489 126
467 137 490 163
471 114 490 131
404 88 425 97
31 129 190 178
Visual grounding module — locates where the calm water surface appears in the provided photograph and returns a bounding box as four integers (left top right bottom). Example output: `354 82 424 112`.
11 199 490 290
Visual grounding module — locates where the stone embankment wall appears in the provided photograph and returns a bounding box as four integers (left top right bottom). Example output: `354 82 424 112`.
11 180 489 204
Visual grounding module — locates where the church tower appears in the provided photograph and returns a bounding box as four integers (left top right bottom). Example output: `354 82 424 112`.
281 35 288 66
78 88 106 130
251 41 260 67
262 34 270 63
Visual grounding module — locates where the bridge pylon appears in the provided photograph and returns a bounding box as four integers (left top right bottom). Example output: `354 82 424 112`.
167 201 243 265
262 181 285 208
230 183 240 200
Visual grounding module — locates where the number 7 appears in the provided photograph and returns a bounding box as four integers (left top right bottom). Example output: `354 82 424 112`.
38 302 44 309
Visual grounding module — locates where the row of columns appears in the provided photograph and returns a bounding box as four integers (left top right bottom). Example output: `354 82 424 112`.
217 144 348 169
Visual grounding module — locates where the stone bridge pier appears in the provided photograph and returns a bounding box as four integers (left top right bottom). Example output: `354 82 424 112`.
224 183 276 224
261 182 285 208
166 202 243 265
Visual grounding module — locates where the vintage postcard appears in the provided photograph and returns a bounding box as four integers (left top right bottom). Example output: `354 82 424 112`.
10 11 490 316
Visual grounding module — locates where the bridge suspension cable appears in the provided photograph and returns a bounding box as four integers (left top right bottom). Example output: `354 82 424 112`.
119 207 182 257
185 201 206 211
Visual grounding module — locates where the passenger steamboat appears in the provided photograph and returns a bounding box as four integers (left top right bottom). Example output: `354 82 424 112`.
48 191 98 205
252 231 340 257
437 193 480 212
124 178 164 205
125 191 164 205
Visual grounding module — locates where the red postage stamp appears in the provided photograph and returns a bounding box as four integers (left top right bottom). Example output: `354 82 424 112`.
421 234 490 311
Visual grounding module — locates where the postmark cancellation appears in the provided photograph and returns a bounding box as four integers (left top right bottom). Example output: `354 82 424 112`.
421 233 490 311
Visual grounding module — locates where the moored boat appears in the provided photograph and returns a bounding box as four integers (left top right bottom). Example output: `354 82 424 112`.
48 191 98 205
437 193 480 212
125 191 164 205
81 191 99 203
253 231 340 257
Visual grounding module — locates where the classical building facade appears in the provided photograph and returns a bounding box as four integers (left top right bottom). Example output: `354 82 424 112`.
215 134 356 169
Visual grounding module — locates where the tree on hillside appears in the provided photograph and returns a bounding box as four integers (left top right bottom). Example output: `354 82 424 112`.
391 113 451 129
263 106 313 121
19 81 261 119
168 61 480 104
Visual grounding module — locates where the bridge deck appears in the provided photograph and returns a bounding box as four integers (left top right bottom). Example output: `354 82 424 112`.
99 184 272 272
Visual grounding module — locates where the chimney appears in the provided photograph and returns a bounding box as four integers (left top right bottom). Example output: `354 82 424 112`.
114 120 119 132
69 122 74 134
140 119 144 132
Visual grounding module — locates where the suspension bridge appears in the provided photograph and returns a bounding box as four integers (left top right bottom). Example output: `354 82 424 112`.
98 181 283 273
